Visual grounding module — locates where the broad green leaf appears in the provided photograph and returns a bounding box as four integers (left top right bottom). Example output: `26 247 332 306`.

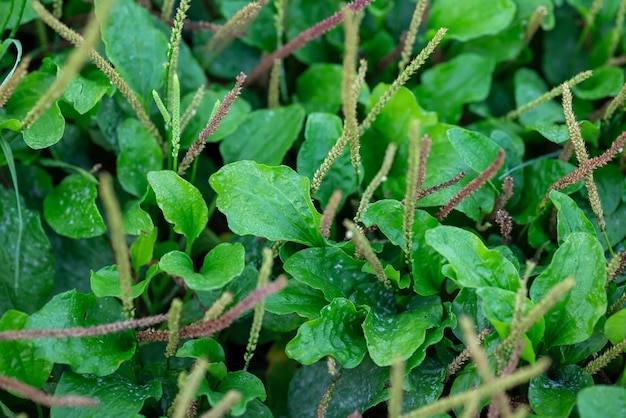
0 2 38 29
123 200 154 236
61 67 115 114
529 365 593 417
591 164 623 216
0 189 54 314
50 370 161 418
25 290 136 376
283 247 368 301
285 0 340 64
414 53 496 123
359 200 445 296
297 113 357 208
90 265 152 299
176 338 225 362
429 0 517 41
403 357 447 411
529 232 607 349
199 243 245 289
220 104 305 165
605 309 626 347
476 287 544 362
514 68 564 128
180 88 251 148
513 0 555 30
196 263 258 310
406 302 457 371
0 310 53 388
286 298 367 368
559 319 608 365
542 8 589 84
117 119 163 197
460 24 525 64
210 161 324 246
425 225 519 291
95 0 168 106
219 0 277 51
296 64 343 114
43 174 106 239
362 296 441 366
159 243 245 291
577 385 626 418
5 70 65 149
417 123 497 220
129 227 157 272
573 66 624 99
265 279 328 319
147 170 208 249
447 127 502 174
203 371 266 417
550 190 595 244
513 159 579 224
287 356 389 418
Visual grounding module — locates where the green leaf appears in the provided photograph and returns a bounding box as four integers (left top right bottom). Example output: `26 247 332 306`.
295 64 343 114
147 170 208 250
283 247 368 301
285 0 341 64
123 200 154 236
359 200 445 296
129 227 157 272
447 127 502 174
429 0 517 41
513 159 579 225
220 104 305 165
425 225 519 291
549 190 595 244
287 355 389 417
460 24 525 64
297 112 357 208
203 371 266 417
210 161 324 246
577 385 626 418
4 70 65 149
61 67 115 114
50 370 161 418
176 338 225 362
513 0 555 30
180 88 251 148
43 174 106 239
90 265 152 299
514 68 564 127
416 124 497 220
264 279 328 319
476 287 544 362
362 297 442 366
25 290 136 376
529 232 607 349
541 8 588 84
0 310 53 388
605 309 626 347
573 66 624 99
414 53 496 123
95 0 168 106
286 298 367 368
403 357 447 411
117 119 163 197
0 188 54 314
159 243 245 291
529 365 594 417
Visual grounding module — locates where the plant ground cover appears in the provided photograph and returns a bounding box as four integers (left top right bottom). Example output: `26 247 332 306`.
2 0 626 416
